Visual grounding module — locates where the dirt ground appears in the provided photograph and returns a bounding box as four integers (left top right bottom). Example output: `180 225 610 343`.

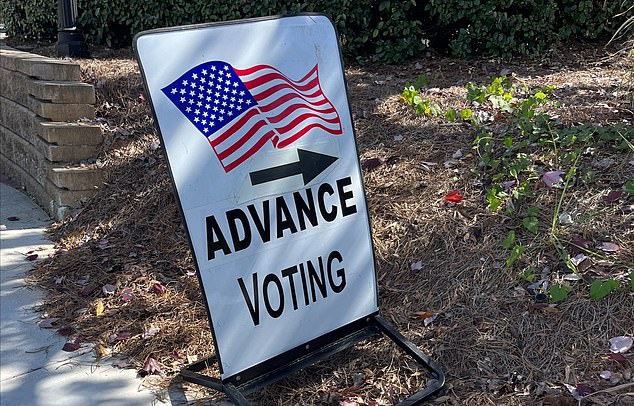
9 39 634 405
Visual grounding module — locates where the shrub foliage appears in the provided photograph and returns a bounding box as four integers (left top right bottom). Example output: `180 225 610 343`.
0 0 631 62
0 0 426 63
0 0 57 41
425 0 630 58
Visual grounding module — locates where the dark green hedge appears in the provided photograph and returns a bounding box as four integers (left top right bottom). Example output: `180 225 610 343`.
424 0 629 58
0 0 57 42
0 0 630 62
0 0 425 63
81 0 424 63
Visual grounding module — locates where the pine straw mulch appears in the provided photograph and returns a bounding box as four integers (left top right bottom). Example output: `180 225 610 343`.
14 40 634 405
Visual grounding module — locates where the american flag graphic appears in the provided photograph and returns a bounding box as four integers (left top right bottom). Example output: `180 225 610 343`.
161 61 343 172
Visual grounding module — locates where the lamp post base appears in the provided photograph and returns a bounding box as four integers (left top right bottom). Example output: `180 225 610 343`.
56 30 89 58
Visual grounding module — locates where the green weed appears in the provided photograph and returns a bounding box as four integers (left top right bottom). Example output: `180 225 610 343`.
402 75 632 302
549 284 572 303
590 279 620 300
401 75 443 118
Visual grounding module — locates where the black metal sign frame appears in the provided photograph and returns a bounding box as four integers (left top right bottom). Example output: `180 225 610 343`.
181 314 445 405
134 14 445 405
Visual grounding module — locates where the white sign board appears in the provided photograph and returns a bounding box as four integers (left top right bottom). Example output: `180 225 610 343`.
135 15 377 379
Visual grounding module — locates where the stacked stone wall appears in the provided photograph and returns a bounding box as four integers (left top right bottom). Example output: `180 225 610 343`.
0 45 103 219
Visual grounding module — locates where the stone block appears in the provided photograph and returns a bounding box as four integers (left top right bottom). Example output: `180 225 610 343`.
1 122 99 163
0 124 47 183
29 80 96 104
28 96 95 121
0 154 58 216
13 56 81 81
1 97 102 151
46 143 100 163
49 167 103 190
0 124 103 190
1 96 45 149
0 47 49 72
1 96 102 147
1 46 80 81
0 67 30 106
38 121 103 146
1 152 95 214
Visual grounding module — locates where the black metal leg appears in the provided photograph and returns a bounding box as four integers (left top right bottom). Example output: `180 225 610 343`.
180 315 445 405
374 315 446 405
224 383 252 405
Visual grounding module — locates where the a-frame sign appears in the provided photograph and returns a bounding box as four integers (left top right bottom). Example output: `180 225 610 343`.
134 14 444 404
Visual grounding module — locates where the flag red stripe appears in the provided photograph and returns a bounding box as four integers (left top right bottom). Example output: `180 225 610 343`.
274 112 342 135
277 123 343 148
235 65 317 84
221 130 275 172
266 103 337 124
215 118 270 160
252 82 322 103
257 92 329 113
208 108 260 146
244 73 319 95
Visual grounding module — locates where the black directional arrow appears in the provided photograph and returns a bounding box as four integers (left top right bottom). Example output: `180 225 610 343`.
249 149 338 186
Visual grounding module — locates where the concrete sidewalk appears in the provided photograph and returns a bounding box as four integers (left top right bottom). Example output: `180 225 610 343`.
0 183 158 405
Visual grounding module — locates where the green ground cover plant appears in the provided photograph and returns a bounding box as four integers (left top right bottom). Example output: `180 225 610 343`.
402 74 634 303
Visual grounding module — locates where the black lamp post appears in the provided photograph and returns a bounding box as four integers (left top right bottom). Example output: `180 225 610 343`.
56 0 89 58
